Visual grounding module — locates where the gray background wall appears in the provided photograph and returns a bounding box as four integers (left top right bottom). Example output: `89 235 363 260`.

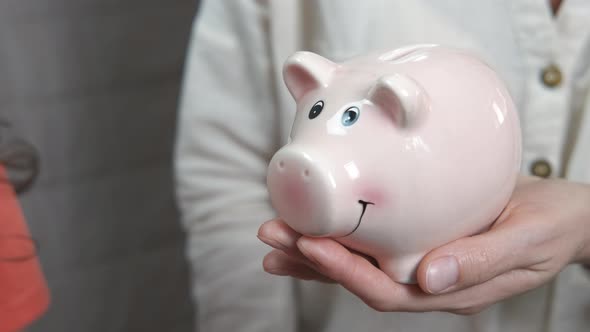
0 1 198 331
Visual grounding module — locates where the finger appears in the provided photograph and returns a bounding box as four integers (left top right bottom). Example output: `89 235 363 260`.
263 249 334 283
417 219 532 295
414 265 551 314
295 236 544 313
258 218 301 253
296 236 411 311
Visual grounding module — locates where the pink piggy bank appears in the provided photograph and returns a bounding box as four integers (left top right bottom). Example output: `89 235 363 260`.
266 44 521 283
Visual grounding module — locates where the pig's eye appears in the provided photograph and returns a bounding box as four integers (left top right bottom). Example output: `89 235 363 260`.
308 101 324 119
341 107 360 126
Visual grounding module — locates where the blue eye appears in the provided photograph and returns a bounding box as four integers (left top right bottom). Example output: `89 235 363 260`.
309 101 324 119
341 107 360 126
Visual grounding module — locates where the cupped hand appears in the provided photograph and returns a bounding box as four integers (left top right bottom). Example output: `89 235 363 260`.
257 176 590 314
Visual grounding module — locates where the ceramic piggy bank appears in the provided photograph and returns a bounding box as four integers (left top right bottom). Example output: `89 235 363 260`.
266 44 521 283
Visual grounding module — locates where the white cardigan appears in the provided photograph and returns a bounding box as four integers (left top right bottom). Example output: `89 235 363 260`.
175 1 590 331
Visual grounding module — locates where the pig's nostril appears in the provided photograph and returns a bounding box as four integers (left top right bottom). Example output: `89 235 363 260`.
302 169 310 178
278 160 285 170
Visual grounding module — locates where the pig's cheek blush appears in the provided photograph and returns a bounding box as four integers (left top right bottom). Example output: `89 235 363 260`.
357 185 388 207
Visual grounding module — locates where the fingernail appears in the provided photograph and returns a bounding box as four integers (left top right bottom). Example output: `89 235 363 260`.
297 237 325 266
263 253 288 275
257 235 289 251
265 267 289 276
426 256 459 294
274 229 299 249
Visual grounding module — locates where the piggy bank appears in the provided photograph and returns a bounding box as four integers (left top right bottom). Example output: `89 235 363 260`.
266 44 521 283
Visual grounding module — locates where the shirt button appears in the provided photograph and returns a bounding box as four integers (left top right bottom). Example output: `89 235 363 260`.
530 159 552 178
541 64 562 88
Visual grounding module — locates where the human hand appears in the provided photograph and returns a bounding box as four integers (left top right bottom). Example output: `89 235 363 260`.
258 176 590 314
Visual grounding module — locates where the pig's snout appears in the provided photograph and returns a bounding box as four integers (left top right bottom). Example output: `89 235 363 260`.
267 146 349 237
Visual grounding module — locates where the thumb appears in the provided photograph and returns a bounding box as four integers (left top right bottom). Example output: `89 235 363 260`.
416 224 525 295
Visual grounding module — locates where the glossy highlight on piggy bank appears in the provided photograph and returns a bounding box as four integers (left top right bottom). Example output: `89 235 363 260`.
266 45 522 283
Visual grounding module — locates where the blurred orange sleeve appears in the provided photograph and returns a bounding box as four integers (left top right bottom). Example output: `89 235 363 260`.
0 165 49 332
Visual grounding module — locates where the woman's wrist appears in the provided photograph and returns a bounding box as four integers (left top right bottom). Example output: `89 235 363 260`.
573 182 590 266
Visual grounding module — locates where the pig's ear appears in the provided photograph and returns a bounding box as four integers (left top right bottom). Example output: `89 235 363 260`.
367 74 429 128
283 52 337 102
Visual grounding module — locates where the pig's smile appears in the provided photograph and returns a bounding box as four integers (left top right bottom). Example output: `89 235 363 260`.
342 200 374 237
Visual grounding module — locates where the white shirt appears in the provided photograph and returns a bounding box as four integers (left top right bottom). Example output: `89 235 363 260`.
175 1 590 331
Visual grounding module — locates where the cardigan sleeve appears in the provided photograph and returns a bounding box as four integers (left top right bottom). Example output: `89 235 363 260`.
174 1 296 331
